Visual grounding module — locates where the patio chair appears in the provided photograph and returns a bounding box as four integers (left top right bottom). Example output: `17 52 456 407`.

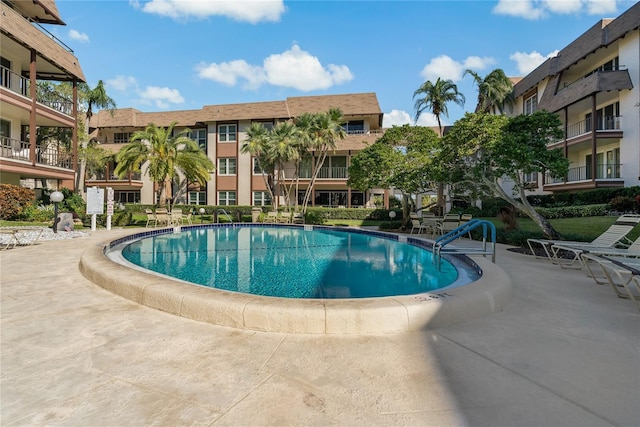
292 212 305 224
154 208 170 227
439 214 460 235
169 208 183 226
527 214 640 267
264 211 278 223
144 209 156 228
579 253 640 311
0 226 46 250
553 235 640 269
410 219 429 235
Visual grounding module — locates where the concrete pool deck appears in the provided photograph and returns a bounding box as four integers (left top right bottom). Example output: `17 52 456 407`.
1 228 639 426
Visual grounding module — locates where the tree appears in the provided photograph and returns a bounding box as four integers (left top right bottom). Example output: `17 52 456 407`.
296 108 346 212
464 68 515 114
348 125 440 223
413 77 465 137
413 78 465 213
76 80 117 196
436 111 569 239
266 121 301 209
241 122 276 206
114 122 214 206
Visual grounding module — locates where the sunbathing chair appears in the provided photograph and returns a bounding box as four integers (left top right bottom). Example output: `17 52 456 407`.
144 209 156 228
579 253 640 311
552 235 640 269
0 226 46 250
527 214 640 267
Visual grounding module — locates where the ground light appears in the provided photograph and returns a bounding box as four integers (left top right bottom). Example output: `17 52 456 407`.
50 191 64 233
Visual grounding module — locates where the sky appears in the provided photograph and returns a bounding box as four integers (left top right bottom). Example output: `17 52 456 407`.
53 0 637 128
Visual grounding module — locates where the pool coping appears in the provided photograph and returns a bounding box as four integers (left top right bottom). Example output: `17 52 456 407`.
79 225 513 334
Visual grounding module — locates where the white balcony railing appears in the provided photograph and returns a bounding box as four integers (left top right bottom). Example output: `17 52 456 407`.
1 66 74 115
0 136 72 169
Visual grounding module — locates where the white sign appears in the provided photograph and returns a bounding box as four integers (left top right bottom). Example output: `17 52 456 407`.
107 187 114 202
106 202 114 216
86 187 104 215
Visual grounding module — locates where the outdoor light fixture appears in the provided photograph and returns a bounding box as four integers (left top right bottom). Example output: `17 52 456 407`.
199 207 205 224
50 191 64 233
388 210 396 228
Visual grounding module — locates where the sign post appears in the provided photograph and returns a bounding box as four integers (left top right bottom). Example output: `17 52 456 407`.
86 187 104 231
106 187 114 231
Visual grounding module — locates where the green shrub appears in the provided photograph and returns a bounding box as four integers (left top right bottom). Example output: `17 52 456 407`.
608 196 637 213
21 204 54 222
534 204 608 219
0 184 35 220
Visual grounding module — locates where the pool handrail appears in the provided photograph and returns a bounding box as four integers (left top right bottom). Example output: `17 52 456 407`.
216 208 233 223
433 219 497 264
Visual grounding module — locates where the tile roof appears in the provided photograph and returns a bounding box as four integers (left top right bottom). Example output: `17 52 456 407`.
91 93 384 129
1 2 85 81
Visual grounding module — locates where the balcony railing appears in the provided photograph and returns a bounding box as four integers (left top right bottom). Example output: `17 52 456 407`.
0 136 72 168
281 166 347 180
0 66 74 115
552 115 622 144
89 170 142 181
545 163 621 184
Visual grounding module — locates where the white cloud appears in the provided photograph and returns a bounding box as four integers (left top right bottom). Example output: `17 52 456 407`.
196 44 353 91
494 0 622 20
68 29 89 43
383 110 412 127
137 0 285 23
493 0 548 19
420 55 495 83
107 75 138 92
510 50 559 75
382 109 442 128
138 86 185 109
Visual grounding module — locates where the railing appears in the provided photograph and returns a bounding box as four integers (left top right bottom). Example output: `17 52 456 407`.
0 136 72 168
433 219 497 264
317 167 348 179
0 66 73 115
552 116 622 144
216 208 233 223
282 166 348 180
89 170 142 181
545 163 622 184
344 129 384 135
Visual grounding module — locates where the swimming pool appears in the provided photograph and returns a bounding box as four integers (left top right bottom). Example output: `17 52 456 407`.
81 224 513 334
116 225 478 299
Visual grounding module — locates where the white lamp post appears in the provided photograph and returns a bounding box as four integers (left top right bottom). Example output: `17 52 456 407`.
199 207 205 224
388 210 396 228
50 191 64 233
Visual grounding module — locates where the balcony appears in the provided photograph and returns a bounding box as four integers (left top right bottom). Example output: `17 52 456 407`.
88 170 142 181
1 65 74 115
282 166 347 180
550 116 623 146
1 136 72 169
544 163 623 191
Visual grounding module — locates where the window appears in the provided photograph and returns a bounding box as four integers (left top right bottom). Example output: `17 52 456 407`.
523 172 538 184
253 191 271 206
113 132 132 144
0 119 10 139
115 191 140 203
342 120 365 134
189 191 207 205
252 121 273 131
189 128 207 151
1 57 10 89
253 157 265 174
218 191 236 206
218 124 237 142
524 93 537 115
218 158 237 175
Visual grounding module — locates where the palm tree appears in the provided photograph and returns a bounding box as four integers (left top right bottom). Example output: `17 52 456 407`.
76 80 117 195
241 122 276 205
297 108 346 211
413 78 465 214
413 78 465 137
114 122 214 206
267 121 301 209
464 68 515 114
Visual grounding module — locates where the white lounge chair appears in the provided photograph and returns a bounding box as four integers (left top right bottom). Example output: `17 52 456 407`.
410 219 429 235
580 253 640 311
527 214 640 267
553 235 640 269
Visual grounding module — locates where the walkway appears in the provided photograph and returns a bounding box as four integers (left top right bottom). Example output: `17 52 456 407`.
1 229 638 426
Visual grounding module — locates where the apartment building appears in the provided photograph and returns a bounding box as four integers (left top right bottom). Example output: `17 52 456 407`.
510 2 639 194
88 93 386 208
0 0 85 190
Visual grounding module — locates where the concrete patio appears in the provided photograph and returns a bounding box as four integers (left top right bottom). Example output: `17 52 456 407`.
1 229 638 426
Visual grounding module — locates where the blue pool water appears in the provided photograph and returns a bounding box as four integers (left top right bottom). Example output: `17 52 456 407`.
119 225 479 299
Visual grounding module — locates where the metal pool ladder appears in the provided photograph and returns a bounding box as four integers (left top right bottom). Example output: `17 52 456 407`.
433 219 497 264
216 208 233 223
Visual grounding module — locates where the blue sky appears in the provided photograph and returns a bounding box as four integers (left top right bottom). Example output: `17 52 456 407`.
54 0 636 127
